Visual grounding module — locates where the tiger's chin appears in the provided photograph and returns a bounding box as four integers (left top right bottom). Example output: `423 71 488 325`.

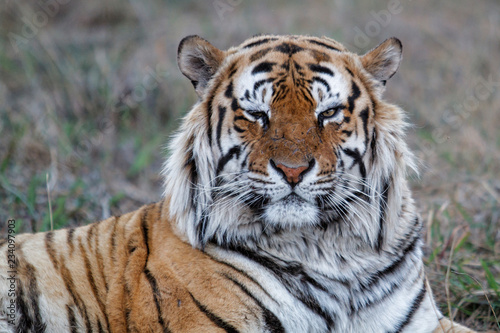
262 194 320 227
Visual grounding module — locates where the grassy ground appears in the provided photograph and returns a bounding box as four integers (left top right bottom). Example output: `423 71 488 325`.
0 0 499 330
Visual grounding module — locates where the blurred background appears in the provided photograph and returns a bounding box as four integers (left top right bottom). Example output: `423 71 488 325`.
0 0 499 329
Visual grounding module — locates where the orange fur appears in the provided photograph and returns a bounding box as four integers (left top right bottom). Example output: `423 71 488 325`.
1 201 273 332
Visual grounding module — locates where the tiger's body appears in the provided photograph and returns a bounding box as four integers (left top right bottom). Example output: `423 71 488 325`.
0 34 476 332
1 202 285 332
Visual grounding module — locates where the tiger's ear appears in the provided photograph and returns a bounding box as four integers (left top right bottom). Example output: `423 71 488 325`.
361 37 402 85
178 35 225 97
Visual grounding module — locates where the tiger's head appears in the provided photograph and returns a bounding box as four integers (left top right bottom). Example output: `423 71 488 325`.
164 35 415 249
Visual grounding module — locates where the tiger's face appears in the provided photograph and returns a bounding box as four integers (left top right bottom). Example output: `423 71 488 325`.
167 35 405 247
227 40 366 227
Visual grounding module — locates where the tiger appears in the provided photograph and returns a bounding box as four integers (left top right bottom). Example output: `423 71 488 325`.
0 34 477 332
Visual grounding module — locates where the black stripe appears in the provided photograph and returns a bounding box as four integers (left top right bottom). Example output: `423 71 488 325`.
67 228 75 255
16 277 34 332
80 239 110 332
157 200 165 219
59 256 92 333
227 63 237 78
370 130 377 166
44 230 61 269
233 115 251 122
298 88 314 107
144 268 172 333
308 39 341 52
16 258 47 333
280 60 290 71
189 293 239 333
241 152 250 168
311 76 330 92
342 130 352 136
227 63 238 78
240 193 268 213
250 47 272 62
347 81 361 114
216 146 241 175
344 66 354 76
204 254 277 302
270 86 283 104
349 268 412 314
233 125 245 133
274 78 286 87
97 320 105 333
252 62 275 75
391 284 427 333
86 222 98 252
221 273 285 333
274 43 304 55
243 38 277 49
217 106 227 152
206 79 224 147
141 206 152 260
308 64 334 76
227 247 330 293
110 217 119 264
231 98 239 112
342 148 366 179
197 215 209 250
94 224 107 292
376 178 390 252
253 78 273 92
359 107 369 145
226 245 336 328
184 138 198 210
206 94 215 147
366 234 420 290
45 232 59 270
66 305 78 333
224 81 233 98
124 274 132 333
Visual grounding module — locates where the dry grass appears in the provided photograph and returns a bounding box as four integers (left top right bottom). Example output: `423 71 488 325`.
0 0 498 330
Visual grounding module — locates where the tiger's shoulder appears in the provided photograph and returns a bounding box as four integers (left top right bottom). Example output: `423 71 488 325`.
0 204 477 333
0 201 284 332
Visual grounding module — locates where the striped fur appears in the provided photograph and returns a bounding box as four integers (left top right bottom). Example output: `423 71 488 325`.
1 35 476 332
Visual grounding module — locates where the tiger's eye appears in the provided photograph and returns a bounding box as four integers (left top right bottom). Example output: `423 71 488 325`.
321 109 337 118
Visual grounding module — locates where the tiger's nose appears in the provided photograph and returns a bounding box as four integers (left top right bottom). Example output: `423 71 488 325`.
270 159 315 187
